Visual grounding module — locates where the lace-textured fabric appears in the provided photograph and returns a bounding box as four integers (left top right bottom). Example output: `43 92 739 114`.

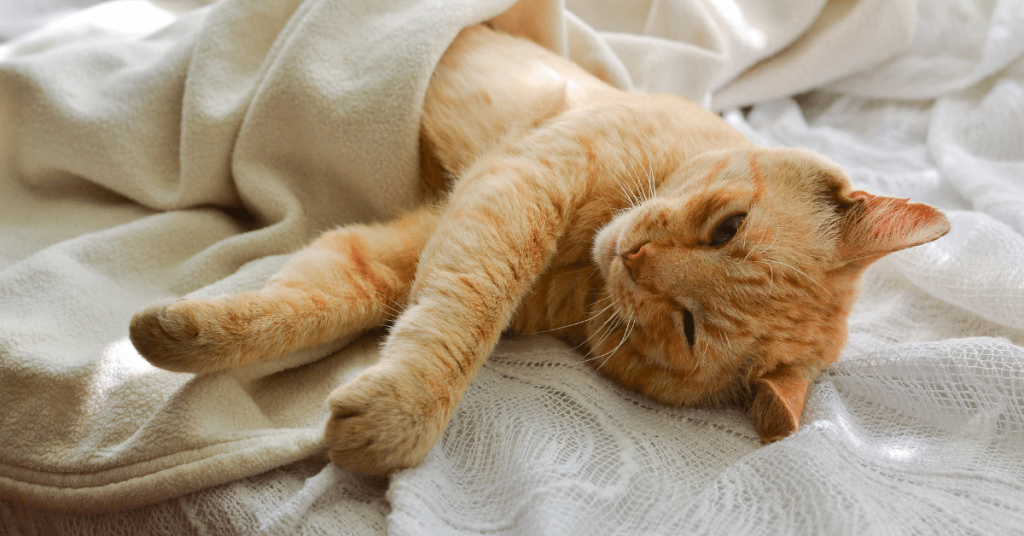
2 0 1023 533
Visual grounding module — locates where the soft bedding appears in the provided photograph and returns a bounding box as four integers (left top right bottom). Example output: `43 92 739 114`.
1 0 1022 534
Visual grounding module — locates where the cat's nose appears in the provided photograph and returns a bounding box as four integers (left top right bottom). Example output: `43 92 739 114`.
621 243 648 281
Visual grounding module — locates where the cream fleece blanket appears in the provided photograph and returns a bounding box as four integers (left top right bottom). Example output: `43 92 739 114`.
1 0 1023 533
0 0 525 511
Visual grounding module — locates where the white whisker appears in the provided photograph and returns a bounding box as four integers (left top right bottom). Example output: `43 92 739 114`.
618 141 651 204
757 225 779 255
755 261 775 296
590 315 623 353
611 174 638 209
536 298 616 334
616 143 647 207
370 290 404 319
683 325 712 382
598 155 642 210
574 301 621 353
622 164 645 208
577 316 622 362
743 224 770 262
640 142 657 202
761 258 825 290
578 299 638 367
594 315 636 372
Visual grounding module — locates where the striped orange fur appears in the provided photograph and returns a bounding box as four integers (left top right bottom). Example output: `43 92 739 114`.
130 25 950 474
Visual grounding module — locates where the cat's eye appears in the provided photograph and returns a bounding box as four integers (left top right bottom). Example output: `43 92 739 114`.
682 309 695 348
709 213 746 247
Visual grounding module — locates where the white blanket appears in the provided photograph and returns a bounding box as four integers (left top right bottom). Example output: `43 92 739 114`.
1 0 1022 533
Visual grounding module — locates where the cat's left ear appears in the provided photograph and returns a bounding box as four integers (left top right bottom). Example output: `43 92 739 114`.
749 364 819 443
837 190 950 263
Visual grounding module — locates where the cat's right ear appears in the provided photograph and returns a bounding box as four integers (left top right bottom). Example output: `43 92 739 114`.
836 190 950 264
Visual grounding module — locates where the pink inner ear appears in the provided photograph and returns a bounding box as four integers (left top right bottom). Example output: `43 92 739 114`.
840 191 951 262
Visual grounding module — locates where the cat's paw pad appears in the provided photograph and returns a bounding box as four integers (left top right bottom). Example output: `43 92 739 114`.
129 300 223 374
324 366 452 475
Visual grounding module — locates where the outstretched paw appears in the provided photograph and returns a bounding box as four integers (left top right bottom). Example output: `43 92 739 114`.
129 299 235 374
324 365 453 475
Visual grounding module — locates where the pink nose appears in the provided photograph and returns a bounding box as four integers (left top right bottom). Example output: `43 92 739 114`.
621 243 648 280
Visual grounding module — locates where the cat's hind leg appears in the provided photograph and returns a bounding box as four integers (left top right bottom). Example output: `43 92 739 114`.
130 206 440 374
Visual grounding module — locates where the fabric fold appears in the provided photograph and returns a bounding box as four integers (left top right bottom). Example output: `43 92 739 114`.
0 1 1021 533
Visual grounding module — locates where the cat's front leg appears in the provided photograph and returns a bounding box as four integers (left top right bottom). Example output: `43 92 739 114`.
324 158 570 474
130 206 439 374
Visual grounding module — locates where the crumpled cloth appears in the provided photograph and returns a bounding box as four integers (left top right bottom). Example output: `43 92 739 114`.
0 0 1022 534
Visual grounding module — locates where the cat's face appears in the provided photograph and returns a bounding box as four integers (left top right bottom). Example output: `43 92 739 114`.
589 147 949 442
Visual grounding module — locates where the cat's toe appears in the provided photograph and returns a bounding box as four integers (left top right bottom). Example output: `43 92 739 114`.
324 367 451 475
129 300 209 373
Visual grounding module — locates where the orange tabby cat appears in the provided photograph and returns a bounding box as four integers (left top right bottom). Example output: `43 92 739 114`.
130 25 950 474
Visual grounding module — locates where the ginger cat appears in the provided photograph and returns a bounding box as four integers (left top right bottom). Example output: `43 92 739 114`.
129 25 950 475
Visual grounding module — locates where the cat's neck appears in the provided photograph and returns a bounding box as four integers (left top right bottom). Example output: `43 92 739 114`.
508 263 605 347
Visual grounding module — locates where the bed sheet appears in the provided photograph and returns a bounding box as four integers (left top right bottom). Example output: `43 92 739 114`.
1 0 1022 534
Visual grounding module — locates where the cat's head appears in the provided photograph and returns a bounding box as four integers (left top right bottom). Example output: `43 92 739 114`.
589 146 949 442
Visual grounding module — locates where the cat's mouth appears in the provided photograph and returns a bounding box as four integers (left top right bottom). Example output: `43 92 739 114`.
593 214 649 277
593 216 661 304
594 218 702 357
